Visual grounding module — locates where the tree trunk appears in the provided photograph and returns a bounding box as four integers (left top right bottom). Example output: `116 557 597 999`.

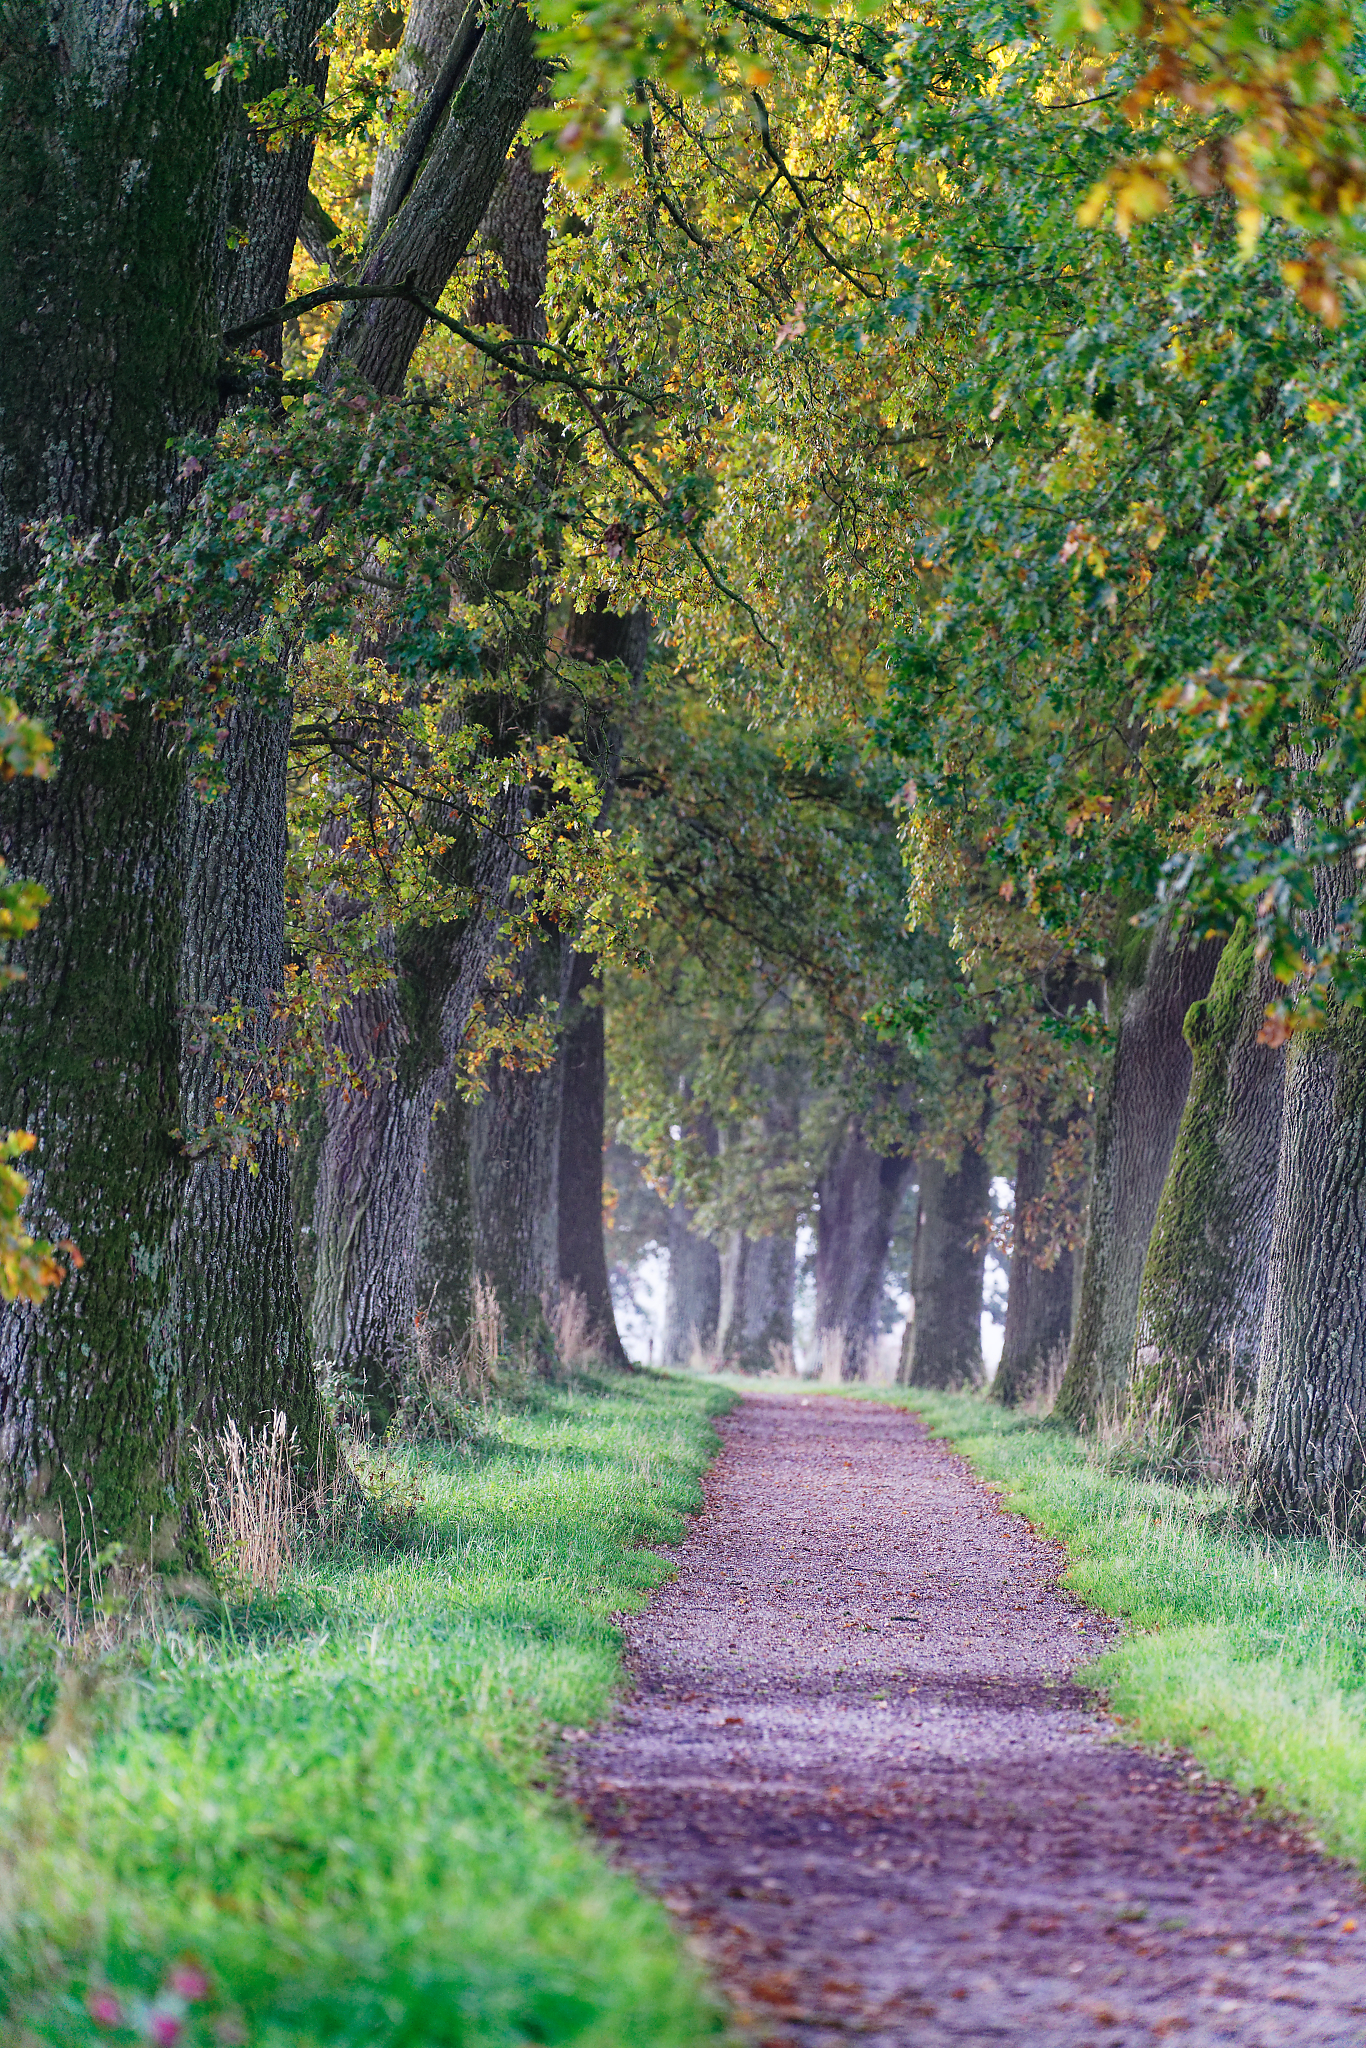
898 1151 989 1390
558 952 629 1366
414 1081 472 1358
367 0 475 234
308 138 551 1404
309 815 517 1411
470 933 564 1361
0 0 242 1543
994 1128 1076 1407
815 1117 915 1380
663 1198 721 1365
1054 920 1222 1428
176 710 325 1463
1129 920 1284 1421
0 0 233 580
1249 856 1366 1525
718 1228 796 1371
320 1 548 396
174 20 331 1470
0 718 188 1541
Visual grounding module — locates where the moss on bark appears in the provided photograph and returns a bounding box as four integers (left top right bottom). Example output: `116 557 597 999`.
1129 921 1284 1425
1056 918 1222 1428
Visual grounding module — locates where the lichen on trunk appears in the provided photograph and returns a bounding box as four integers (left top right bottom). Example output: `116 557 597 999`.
1128 920 1284 1427
0 716 188 1542
1055 917 1222 1429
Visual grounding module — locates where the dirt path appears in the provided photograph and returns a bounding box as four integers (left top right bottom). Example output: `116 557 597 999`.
569 1392 1366 2046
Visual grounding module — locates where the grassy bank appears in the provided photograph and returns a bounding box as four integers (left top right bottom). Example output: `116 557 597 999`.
875 1387 1366 1867
0 1374 732 2048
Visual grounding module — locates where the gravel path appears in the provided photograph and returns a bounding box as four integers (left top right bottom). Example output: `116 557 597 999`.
568 1391 1366 2046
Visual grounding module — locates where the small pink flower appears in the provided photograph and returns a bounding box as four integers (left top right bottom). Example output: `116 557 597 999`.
87 1992 123 2028
147 2012 183 2047
169 1967 211 2003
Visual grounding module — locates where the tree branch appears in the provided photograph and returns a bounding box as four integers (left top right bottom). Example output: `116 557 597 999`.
722 0 888 81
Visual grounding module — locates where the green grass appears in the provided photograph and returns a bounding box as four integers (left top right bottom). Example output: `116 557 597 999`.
0 1373 733 2048
864 1386 1366 1868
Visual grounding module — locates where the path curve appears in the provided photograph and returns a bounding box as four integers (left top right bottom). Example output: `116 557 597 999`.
569 1392 1366 2045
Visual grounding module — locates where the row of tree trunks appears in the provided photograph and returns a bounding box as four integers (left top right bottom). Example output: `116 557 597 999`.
308 140 553 1400
308 808 521 1408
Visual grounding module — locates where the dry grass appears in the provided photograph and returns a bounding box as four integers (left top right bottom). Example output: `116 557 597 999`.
195 1410 297 1596
1082 1362 1252 1491
547 1283 600 1370
467 1272 504 1400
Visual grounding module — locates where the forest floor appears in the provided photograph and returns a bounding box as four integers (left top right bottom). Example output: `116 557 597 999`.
570 1390 1366 2047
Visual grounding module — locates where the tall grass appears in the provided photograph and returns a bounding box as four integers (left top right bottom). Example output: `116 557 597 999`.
0 1372 732 2048
883 1386 1366 1868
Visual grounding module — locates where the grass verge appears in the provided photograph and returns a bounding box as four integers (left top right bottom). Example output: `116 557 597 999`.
865 1387 1366 1869
0 1373 733 2048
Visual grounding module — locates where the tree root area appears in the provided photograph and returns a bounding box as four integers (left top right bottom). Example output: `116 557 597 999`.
567 1393 1366 2046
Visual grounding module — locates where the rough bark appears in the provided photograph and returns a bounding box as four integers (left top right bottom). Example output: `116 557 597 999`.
718 1228 796 1372
368 0 477 235
173 20 332 1471
1129 920 1285 1420
1054 920 1223 1428
1249 856 1366 1525
815 1118 915 1380
0 717 187 1540
176 711 325 1462
309 810 518 1410
470 933 564 1360
558 952 630 1366
898 1151 990 1391
994 1128 1076 1408
0 0 232 583
320 1 548 396
414 1081 472 1358
0 0 246 1542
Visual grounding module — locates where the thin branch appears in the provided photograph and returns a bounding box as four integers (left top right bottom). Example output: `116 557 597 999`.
751 92 883 301
722 0 888 82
